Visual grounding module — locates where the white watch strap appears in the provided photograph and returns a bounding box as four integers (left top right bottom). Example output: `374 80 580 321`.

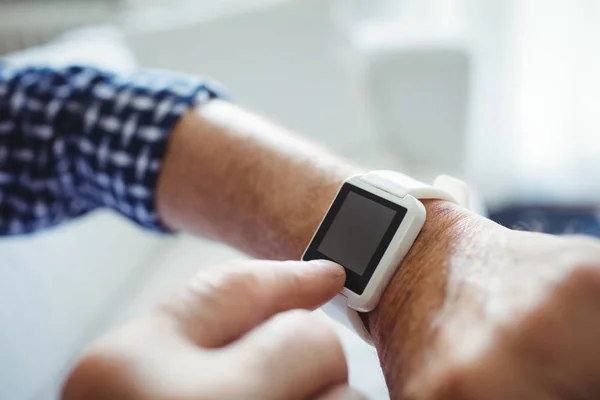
325 171 470 345
361 171 470 209
321 294 372 342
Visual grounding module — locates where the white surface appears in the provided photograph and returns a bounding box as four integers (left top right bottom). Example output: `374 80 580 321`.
123 0 384 167
4 26 137 71
363 41 469 174
512 0 600 205
0 2 119 55
0 212 171 400
464 0 600 208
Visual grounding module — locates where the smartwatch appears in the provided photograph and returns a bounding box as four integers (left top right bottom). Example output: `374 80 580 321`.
302 170 469 344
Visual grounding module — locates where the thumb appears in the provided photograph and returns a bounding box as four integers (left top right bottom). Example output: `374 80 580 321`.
156 259 345 348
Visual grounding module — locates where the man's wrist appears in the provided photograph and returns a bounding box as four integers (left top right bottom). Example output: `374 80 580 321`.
302 178 468 350
366 199 471 392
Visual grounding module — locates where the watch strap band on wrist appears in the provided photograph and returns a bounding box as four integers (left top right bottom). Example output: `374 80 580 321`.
328 171 470 345
321 295 372 342
361 171 470 209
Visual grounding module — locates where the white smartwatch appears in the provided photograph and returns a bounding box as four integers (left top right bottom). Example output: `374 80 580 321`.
302 171 470 344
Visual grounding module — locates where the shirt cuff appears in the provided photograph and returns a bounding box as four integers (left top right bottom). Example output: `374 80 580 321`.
67 67 228 233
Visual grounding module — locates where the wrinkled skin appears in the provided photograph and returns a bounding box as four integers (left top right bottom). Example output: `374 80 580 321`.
370 202 600 400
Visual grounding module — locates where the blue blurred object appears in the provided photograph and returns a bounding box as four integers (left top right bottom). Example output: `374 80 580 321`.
489 205 600 237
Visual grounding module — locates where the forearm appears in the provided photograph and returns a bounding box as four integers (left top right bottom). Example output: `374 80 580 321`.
157 99 359 259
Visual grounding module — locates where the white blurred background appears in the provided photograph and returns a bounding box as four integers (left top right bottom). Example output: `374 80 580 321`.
2 1 600 399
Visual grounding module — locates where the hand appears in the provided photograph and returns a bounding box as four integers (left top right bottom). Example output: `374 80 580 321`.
370 201 600 399
62 260 365 400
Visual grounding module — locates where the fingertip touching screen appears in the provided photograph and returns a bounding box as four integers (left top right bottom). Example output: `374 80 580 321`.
303 183 407 295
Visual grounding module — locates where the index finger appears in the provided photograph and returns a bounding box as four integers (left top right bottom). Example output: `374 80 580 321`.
156 259 345 348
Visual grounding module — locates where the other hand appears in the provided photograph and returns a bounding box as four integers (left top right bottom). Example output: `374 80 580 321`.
62 260 365 400
371 201 600 399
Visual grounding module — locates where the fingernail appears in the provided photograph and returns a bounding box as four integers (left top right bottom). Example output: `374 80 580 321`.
308 259 345 279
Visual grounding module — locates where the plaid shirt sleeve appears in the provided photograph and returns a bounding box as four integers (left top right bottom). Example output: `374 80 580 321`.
0 63 226 236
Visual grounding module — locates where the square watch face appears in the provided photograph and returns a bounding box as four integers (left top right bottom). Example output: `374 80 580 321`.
303 182 408 295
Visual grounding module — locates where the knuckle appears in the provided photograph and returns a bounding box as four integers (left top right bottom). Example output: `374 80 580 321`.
62 343 128 400
158 265 258 319
201 261 306 308
514 305 564 366
273 267 305 296
197 260 291 298
563 263 600 295
408 365 473 400
514 263 600 367
434 369 471 400
158 259 302 322
193 264 255 300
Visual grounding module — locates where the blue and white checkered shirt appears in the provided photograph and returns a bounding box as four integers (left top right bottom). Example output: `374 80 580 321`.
0 64 224 236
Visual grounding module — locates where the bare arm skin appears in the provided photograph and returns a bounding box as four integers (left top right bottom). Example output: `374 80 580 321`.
156 99 359 260
157 100 600 399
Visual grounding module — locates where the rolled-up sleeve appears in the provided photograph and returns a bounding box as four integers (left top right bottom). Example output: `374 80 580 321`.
0 63 226 235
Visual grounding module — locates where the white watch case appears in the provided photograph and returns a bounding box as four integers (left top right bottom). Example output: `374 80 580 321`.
304 171 469 344
336 176 426 312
